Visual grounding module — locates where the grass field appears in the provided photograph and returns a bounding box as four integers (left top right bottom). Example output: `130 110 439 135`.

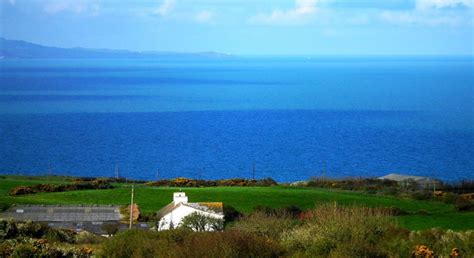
1 176 473 231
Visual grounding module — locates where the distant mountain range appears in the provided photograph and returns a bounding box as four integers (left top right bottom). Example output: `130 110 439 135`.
0 38 231 59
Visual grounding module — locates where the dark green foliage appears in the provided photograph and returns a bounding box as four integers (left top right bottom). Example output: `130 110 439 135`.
455 200 474 212
282 204 403 257
223 205 241 223
9 180 114 196
138 212 157 222
16 220 48 238
101 223 120 236
179 212 224 231
231 210 299 240
145 177 277 187
410 190 434 200
307 177 399 190
251 205 302 219
100 229 284 258
0 220 76 243
0 220 18 240
0 220 94 257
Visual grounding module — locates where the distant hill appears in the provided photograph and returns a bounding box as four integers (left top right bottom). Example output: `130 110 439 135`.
0 38 231 59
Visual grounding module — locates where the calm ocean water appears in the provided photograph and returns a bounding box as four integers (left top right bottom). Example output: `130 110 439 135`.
0 57 473 181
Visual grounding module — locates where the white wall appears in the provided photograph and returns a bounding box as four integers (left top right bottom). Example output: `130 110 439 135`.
157 204 224 231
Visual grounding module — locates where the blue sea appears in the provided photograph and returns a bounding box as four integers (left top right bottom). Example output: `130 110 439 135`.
0 57 473 182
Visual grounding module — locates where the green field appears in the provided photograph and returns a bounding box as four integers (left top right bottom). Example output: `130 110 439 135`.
1 176 473 231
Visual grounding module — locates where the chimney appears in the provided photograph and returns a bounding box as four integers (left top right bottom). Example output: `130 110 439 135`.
173 192 188 204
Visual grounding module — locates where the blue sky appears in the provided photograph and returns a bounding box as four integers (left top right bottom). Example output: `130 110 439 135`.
0 0 472 55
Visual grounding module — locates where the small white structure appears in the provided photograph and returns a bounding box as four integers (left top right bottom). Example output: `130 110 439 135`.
156 192 224 231
379 173 442 189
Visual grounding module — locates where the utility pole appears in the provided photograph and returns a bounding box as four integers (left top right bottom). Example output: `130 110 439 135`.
198 167 203 180
129 184 134 229
156 170 160 181
322 160 327 180
252 162 256 180
115 164 119 179
47 163 52 183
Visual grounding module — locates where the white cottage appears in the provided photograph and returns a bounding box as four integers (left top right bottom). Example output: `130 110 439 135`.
156 192 224 231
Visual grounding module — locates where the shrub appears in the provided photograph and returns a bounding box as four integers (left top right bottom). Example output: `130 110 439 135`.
102 223 121 236
44 228 76 243
223 205 241 223
9 180 114 196
138 212 157 222
176 230 284 258
281 204 399 257
179 212 224 232
406 229 474 257
100 229 284 258
0 220 19 240
411 190 433 201
144 177 277 187
75 231 104 244
16 220 48 238
454 199 474 212
231 211 298 240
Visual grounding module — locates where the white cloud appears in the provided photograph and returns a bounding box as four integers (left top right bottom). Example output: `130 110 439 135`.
195 10 212 23
249 0 321 25
153 0 175 16
43 0 100 15
380 0 472 26
416 0 473 10
379 10 466 26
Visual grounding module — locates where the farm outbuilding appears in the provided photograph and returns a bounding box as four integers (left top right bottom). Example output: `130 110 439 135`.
0 204 147 235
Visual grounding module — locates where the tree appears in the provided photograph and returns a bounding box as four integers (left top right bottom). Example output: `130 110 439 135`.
102 223 120 236
179 212 224 232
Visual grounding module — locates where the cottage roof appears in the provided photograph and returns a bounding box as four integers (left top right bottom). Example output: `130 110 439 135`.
0 205 122 222
187 202 223 213
157 202 224 218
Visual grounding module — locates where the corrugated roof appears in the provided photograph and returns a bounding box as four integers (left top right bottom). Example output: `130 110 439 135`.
0 205 122 222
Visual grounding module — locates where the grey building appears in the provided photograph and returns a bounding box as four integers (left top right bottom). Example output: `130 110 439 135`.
379 173 442 189
0 204 140 235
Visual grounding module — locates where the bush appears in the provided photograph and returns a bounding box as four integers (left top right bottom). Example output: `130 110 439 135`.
231 211 298 240
176 230 284 258
145 177 277 187
406 229 474 257
16 220 48 238
281 204 400 257
102 223 121 236
100 229 284 258
223 205 241 223
9 180 114 196
0 220 18 240
454 199 474 212
75 231 104 244
44 228 76 243
138 212 157 222
179 212 224 232
410 191 433 201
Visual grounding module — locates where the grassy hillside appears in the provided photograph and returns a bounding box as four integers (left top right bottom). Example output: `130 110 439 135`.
1 176 473 231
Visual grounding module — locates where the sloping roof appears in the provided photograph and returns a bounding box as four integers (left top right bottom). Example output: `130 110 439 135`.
0 205 122 222
156 202 178 218
192 202 223 214
379 173 437 183
157 202 224 218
